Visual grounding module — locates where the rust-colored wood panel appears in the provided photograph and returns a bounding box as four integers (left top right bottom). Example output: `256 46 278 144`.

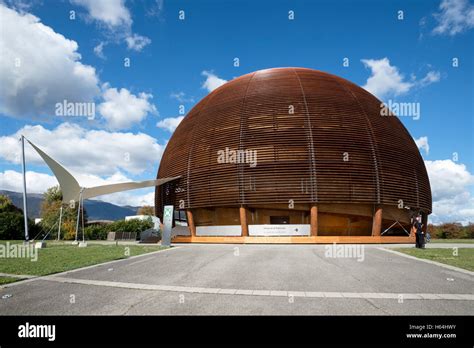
372 206 383 236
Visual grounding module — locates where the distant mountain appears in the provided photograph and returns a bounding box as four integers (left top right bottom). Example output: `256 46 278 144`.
0 190 140 221
0 190 44 218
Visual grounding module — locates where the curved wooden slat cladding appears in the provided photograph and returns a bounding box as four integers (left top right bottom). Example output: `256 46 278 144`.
155 68 432 217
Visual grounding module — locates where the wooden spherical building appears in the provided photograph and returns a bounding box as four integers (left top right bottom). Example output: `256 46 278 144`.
155 68 431 243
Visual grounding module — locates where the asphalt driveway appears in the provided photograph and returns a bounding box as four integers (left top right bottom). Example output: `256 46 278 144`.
1 244 473 315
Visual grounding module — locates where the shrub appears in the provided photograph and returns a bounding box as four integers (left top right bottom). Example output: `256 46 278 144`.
84 224 108 240
429 223 472 239
77 219 154 241
107 218 153 235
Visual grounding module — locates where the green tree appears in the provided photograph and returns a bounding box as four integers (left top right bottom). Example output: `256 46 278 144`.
44 185 62 203
429 222 472 239
137 205 155 216
0 194 39 240
0 195 20 213
465 223 474 239
39 186 87 240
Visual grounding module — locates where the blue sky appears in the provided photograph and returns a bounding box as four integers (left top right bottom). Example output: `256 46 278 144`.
0 0 473 223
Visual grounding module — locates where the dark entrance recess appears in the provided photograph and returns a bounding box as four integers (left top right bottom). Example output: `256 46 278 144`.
270 216 290 224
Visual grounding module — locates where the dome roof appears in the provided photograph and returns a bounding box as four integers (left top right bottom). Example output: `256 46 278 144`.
156 68 431 213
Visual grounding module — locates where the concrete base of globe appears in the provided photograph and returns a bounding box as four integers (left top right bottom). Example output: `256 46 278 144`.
172 235 415 244
34 241 47 249
170 203 425 244
78 242 88 247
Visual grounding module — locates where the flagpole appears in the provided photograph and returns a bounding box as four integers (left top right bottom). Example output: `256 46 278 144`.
20 135 29 243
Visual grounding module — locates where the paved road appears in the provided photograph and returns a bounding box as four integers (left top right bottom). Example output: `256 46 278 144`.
1 244 473 315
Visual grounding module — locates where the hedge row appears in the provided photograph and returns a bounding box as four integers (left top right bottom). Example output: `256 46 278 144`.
428 223 474 239
82 218 155 240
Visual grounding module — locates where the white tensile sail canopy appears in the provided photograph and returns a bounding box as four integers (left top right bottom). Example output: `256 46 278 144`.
26 139 179 204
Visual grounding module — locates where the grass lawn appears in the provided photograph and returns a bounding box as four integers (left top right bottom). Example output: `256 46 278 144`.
0 276 21 285
430 239 474 244
394 248 474 272
0 240 167 278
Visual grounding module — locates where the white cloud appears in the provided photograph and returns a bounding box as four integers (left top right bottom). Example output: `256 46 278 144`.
0 4 100 119
71 0 151 52
419 71 441 87
2 0 38 11
0 170 58 193
426 160 473 201
414 136 430 155
361 58 441 99
71 0 131 28
433 0 474 36
0 123 164 177
93 42 106 59
0 5 154 125
156 116 184 132
125 34 151 51
425 159 474 225
98 85 157 130
431 191 474 225
146 0 164 18
0 169 155 206
361 58 414 99
201 71 227 92
170 92 195 103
